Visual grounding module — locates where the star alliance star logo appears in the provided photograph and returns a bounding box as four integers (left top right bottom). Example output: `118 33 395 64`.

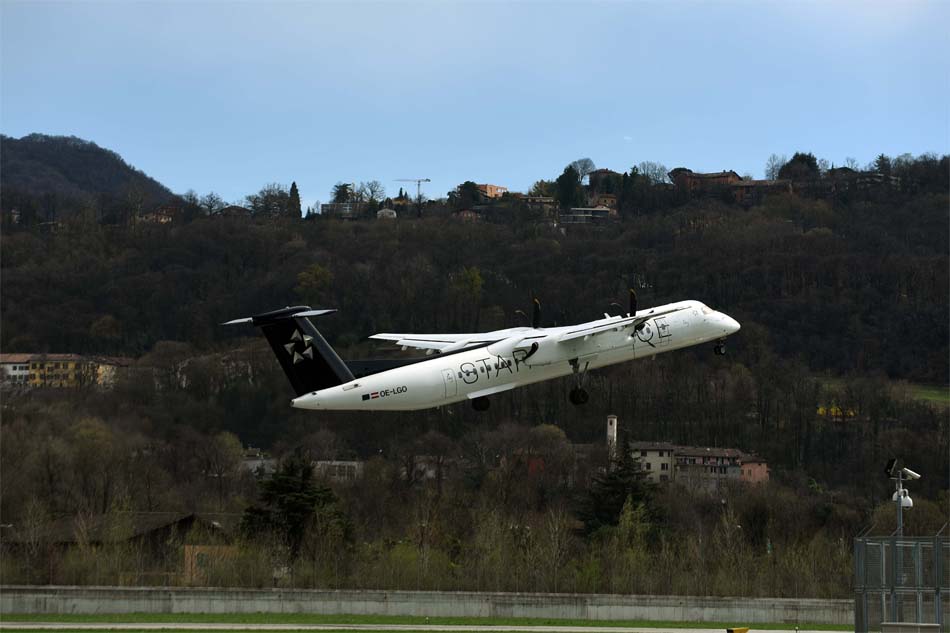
284 329 315 365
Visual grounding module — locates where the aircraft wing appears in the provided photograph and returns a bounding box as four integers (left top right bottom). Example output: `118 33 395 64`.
556 306 684 343
369 333 504 352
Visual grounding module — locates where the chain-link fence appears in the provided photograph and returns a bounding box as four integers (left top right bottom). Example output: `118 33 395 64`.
854 536 949 633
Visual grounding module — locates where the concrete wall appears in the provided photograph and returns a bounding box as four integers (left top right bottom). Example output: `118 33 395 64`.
0 586 853 624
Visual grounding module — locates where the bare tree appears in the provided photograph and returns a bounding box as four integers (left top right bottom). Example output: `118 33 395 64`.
637 161 670 185
245 183 289 216
200 192 225 215
360 180 386 203
570 158 596 180
844 157 859 170
765 154 787 180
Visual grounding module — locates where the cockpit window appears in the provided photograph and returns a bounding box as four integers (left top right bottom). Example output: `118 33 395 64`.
700 303 714 315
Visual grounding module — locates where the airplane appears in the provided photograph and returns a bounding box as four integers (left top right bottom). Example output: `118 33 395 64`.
224 291 740 412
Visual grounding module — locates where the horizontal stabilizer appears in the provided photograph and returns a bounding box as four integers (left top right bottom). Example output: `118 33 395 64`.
222 307 336 326
222 317 254 326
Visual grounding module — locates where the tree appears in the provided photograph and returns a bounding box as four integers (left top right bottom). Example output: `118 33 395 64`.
181 189 203 222
874 154 892 175
287 182 302 218
637 161 670 185
246 183 289 216
570 158 596 181
240 449 342 562
202 431 243 509
765 154 787 180
448 266 484 329
619 165 654 216
555 165 584 210
331 182 352 204
778 152 820 181
361 180 385 203
199 192 225 215
89 315 122 347
529 180 556 197
453 181 480 210
577 446 651 535
295 263 333 304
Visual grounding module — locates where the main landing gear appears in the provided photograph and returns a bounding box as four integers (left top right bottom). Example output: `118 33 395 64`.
568 358 591 406
714 339 727 356
569 388 589 405
472 396 490 411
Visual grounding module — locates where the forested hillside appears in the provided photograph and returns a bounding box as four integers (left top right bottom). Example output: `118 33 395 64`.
0 134 178 224
1 145 947 593
3 190 947 381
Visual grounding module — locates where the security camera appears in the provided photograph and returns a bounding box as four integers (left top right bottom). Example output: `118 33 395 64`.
892 489 915 508
892 489 914 507
901 467 921 480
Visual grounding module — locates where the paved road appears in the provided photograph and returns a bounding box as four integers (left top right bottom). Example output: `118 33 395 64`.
0 624 845 633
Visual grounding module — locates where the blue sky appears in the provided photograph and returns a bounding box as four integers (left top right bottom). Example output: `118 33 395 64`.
3 1 948 211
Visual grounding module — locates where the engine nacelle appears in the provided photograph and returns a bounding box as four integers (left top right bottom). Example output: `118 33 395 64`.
520 338 562 366
487 335 528 358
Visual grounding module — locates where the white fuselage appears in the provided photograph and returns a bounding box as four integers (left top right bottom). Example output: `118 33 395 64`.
291 300 739 411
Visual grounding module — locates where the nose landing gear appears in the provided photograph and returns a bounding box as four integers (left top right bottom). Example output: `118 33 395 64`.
714 339 727 356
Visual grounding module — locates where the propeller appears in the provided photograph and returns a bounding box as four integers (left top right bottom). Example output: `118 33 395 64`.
608 289 640 317
515 297 542 328
630 288 647 332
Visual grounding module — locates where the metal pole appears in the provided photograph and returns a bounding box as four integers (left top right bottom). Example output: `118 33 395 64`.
891 534 899 622
933 534 943 628
896 472 904 537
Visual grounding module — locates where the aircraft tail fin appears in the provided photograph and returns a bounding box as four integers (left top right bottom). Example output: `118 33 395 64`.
224 306 354 396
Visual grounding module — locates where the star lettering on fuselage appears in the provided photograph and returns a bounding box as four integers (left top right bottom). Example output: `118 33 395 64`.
283 329 315 365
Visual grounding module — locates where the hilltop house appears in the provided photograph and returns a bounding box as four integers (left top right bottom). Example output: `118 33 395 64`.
475 184 508 199
668 168 742 191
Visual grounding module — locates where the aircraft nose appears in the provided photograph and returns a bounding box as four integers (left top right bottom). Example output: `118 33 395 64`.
722 314 741 335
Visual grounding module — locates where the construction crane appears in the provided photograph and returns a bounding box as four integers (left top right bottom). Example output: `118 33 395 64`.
394 178 431 202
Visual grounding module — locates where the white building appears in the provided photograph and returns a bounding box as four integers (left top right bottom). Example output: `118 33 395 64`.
0 354 33 385
314 460 364 483
630 441 677 483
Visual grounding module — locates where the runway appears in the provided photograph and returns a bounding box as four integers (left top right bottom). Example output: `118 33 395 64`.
0 623 845 633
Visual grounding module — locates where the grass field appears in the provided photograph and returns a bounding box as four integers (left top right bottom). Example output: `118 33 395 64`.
0 613 853 631
905 383 950 406
819 377 949 408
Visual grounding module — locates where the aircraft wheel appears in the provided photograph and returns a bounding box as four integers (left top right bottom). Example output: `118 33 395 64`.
714 343 726 356
472 397 490 412
569 388 589 406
